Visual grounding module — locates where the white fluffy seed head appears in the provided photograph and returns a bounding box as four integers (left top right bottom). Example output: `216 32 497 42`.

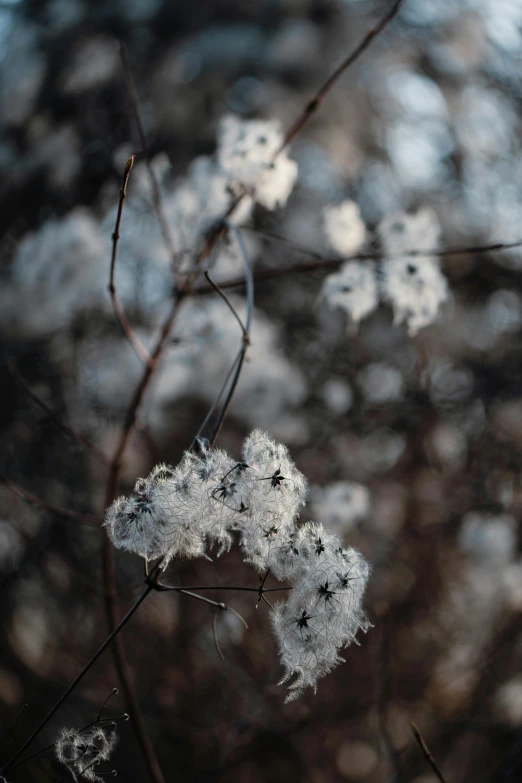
323 200 367 256
322 261 379 328
271 538 370 701
103 431 371 701
378 208 448 335
217 115 298 210
55 723 117 782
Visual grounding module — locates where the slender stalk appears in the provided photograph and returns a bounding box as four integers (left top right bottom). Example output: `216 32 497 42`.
189 348 242 450
212 611 225 660
276 0 405 154
118 43 179 274
209 224 253 446
149 584 291 594
8 361 109 466
108 155 152 366
410 721 448 783
204 272 249 339
195 235 522 293
193 2 404 266
0 474 98 527
3 585 153 773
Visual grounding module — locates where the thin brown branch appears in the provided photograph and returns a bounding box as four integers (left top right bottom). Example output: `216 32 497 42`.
204 272 249 340
410 721 448 783
194 3 404 267
118 43 179 275
8 361 109 466
212 611 225 660
4 583 154 773
100 295 184 783
108 155 152 366
208 224 253 446
276 0 405 154
194 236 522 292
0 474 99 527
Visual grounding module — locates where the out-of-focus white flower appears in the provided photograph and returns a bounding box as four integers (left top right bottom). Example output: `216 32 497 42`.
494 677 522 727
55 723 117 783
378 209 448 335
322 201 367 256
357 362 404 405
310 482 370 537
3 209 105 336
459 511 516 567
217 115 298 210
320 378 353 415
321 261 378 329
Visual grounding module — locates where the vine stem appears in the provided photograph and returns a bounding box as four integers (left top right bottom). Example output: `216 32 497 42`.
0 474 99 527
192 0 405 268
108 154 152 366
195 235 522 293
276 0 405 154
410 721 448 783
101 292 184 783
8 360 109 466
3 583 154 773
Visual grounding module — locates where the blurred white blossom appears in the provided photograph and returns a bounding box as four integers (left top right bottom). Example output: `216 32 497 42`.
379 208 448 334
217 114 298 210
310 482 370 537
322 200 366 256
321 261 378 329
55 723 117 783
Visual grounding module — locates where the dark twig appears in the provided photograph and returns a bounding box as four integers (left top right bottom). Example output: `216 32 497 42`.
3 583 155 773
193 1 405 264
108 155 152 366
8 361 109 466
204 272 249 339
276 0 405 154
410 721 448 783
104 49 190 783
208 224 253 446
212 611 225 661
0 474 99 527
118 43 179 274
194 236 522 294
101 292 184 783
1 703 28 769
195 235 522 293
189 348 242 451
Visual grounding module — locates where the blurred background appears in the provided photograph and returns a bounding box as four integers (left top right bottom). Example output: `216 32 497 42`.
2 0 522 781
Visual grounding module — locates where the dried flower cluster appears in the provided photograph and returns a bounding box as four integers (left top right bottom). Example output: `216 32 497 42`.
322 204 448 334
55 723 117 782
104 430 370 699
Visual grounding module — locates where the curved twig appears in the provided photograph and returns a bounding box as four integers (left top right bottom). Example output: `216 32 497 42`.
108 155 152 366
208 224 254 446
8 361 109 466
0 474 99 527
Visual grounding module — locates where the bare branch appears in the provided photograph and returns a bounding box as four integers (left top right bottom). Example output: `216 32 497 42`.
194 235 522 292
0 474 99 527
212 611 225 660
276 0 405 154
4 582 155 772
410 721 448 783
194 2 405 266
8 360 109 466
209 224 253 446
108 155 152 366
118 43 179 275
